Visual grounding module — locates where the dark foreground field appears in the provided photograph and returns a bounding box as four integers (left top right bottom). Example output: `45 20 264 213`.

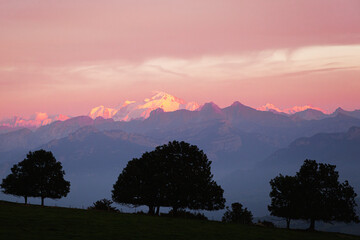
0 201 359 240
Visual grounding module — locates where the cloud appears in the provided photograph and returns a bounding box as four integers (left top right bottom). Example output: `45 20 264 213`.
0 0 359 65
65 45 360 81
1 1 360 118
2 44 359 97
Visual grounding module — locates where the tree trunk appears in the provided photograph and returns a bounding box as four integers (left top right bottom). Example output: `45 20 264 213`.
41 197 45 206
172 207 178 216
148 205 155 215
286 218 291 229
156 205 160 216
24 196 28 205
308 218 315 231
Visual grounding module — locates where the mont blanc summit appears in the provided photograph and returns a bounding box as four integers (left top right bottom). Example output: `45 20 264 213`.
89 92 200 121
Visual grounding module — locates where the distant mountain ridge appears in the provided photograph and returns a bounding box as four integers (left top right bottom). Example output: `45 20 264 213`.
2 92 360 128
3 101 360 154
265 126 360 168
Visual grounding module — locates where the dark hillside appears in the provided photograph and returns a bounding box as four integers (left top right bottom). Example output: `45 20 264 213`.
0 201 359 240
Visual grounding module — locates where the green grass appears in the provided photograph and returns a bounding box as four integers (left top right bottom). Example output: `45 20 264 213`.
0 200 359 240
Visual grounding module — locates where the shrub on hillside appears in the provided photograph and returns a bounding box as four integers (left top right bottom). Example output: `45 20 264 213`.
88 199 119 212
222 202 253 224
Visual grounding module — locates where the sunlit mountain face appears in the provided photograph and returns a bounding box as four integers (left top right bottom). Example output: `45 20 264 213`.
1 91 357 129
0 92 200 128
257 103 325 115
89 91 200 121
0 113 70 129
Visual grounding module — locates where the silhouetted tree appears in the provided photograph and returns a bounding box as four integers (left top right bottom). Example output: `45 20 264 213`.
112 152 161 214
1 150 70 206
88 199 118 212
222 202 253 224
296 159 359 230
153 141 225 214
269 159 359 231
1 158 36 204
112 141 225 215
268 174 300 229
29 150 70 206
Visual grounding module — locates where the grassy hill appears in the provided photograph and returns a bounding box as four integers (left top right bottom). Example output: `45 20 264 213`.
0 200 359 240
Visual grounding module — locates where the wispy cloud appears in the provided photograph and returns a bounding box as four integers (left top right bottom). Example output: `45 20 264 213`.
62 45 360 81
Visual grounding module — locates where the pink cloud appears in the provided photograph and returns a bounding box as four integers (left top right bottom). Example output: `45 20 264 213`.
0 0 359 65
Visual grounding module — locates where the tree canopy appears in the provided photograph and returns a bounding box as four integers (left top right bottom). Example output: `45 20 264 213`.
112 141 225 215
268 175 300 229
1 150 70 206
268 159 359 230
1 158 36 204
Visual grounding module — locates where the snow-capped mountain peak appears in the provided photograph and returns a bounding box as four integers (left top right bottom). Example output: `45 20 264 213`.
0 113 70 129
122 100 136 107
257 103 325 115
89 92 200 121
150 91 185 103
88 105 118 119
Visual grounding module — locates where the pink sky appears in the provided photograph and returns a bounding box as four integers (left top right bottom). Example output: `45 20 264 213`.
1 0 360 118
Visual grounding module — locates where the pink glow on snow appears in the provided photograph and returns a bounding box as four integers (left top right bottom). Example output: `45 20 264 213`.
89 92 200 121
258 104 326 114
55 114 70 121
0 113 70 128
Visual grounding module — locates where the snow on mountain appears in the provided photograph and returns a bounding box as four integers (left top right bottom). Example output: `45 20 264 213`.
90 92 200 121
5 92 360 129
257 103 284 113
258 104 360 121
0 92 198 128
185 102 200 111
88 106 118 119
257 103 325 115
0 113 70 129
286 105 325 114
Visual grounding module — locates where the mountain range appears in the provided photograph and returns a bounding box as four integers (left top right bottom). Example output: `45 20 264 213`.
0 92 360 234
0 92 200 129
2 92 360 129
